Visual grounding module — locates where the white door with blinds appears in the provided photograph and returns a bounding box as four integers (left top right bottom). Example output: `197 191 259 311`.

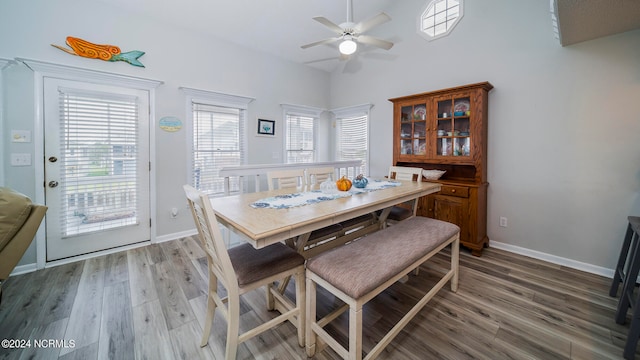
43 78 151 261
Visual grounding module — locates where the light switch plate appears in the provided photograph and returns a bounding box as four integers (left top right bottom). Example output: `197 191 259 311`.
11 153 31 166
11 130 31 143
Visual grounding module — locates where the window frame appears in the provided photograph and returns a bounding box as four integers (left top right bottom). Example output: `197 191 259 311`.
181 87 254 196
417 0 464 41
332 104 372 177
281 104 323 164
0 58 11 185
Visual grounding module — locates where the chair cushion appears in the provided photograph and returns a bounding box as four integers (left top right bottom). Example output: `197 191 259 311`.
387 205 413 221
0 188 33 253
306 217 459 299
229 242 305 286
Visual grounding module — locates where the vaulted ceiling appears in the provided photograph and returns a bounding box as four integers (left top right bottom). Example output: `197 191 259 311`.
553 0 640 46
96 0 640 72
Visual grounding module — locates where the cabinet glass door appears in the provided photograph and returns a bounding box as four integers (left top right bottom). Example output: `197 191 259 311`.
400 103 427 156
436 96 471 157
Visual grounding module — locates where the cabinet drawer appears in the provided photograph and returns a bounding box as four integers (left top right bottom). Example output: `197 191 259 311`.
440 185 469 198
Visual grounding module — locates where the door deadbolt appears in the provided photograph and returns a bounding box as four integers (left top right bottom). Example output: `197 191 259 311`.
48 181 59 188
48 156 58 163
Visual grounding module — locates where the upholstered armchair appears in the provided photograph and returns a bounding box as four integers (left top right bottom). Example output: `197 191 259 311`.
0 187 47 301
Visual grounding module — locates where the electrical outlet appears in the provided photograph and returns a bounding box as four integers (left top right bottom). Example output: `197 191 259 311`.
11 153 31 166
499 216 508 227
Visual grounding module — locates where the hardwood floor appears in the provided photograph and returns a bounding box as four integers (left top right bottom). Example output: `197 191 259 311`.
0 236 636 359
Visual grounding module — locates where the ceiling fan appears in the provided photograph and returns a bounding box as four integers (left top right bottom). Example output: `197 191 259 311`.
301 0 394 56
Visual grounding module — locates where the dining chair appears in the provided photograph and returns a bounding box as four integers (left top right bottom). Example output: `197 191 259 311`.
266 169 306 191
183 185 306 359
305 167 335 186
386 166 424 225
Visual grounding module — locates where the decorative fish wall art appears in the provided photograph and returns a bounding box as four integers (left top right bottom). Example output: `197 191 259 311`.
51 36 145 67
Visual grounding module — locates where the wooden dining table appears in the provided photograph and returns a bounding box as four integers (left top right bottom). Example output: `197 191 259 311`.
209 179 442 253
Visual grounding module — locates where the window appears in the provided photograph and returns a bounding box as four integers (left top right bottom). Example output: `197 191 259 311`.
58 89 140 235
418 0 463 41
282 104 323 164
333 104 372 178
182 88 254 196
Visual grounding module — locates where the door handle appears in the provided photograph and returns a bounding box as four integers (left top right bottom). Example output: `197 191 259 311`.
48 181 59 188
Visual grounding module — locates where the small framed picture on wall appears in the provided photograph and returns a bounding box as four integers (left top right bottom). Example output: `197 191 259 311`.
257 119 275 136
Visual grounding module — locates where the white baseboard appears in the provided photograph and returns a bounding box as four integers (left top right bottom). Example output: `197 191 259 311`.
489 240 614 278
155 229 198 243
10 263 38 276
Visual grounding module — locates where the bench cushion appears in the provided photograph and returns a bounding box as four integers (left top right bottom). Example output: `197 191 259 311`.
229 242 305 286
0 188 33 253
306 217 459 299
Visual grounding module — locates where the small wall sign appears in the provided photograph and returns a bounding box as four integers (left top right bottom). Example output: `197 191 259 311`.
159 116 182 132
257 119 275 136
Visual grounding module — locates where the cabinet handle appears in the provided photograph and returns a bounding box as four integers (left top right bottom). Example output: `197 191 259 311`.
428 208 433 212
451 189 456 193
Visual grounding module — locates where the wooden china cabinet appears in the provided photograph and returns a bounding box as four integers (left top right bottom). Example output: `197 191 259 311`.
389 82 493 256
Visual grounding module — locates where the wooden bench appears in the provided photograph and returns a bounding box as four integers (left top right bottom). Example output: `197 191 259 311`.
305 216 460 360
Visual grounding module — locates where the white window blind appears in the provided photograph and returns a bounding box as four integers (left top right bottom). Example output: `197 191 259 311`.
59 89 140 236
285 115 315 163
192 103 245 195
336 114 369 177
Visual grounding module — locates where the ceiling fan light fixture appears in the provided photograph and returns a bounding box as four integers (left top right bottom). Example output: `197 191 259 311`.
339 37 357 55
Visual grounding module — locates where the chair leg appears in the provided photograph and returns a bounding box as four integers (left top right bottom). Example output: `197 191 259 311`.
617 232 640 324
625 293 640 359
266 283 275 311
200 276 218 347
349 305 363 360
225 297 240 360
295 270 306 347
306 275 317 357
611 222 635 297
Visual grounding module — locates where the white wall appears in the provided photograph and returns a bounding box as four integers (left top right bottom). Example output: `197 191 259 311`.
329 0 640 270
0 0 330 266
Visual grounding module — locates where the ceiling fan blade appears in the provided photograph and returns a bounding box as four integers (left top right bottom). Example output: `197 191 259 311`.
313 16 345 35
357 35 394 50
354 12 391 34
301 37 339 49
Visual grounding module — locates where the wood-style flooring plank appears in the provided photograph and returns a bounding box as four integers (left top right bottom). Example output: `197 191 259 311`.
18 318 69 360
159 240 207 300
132 299 175 360
127 246 158 307
57 342 98 360
0 266 58 341
177 236 207 260
102 252 128 287
98 281 134 360
37 262 84 328
168 320 215 360
151 260 195 330
59 257 106 357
